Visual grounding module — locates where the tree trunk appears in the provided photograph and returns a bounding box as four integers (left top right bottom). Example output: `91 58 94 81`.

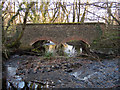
77 0 81 22
73 1 75 22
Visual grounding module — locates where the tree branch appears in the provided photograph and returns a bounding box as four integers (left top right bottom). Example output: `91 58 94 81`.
108 9 120 25
86 10 109 24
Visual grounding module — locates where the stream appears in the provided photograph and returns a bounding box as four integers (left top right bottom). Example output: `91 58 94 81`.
2 41 120 89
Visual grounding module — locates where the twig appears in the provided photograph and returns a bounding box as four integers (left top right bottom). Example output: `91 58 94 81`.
31 80 45 85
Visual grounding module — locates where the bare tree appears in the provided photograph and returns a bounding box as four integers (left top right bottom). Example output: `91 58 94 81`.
77 0 81 22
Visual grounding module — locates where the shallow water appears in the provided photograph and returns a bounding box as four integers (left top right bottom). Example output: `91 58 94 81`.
3 55 120 89
3 65 52 89
3 56 54 89
70 58 120 88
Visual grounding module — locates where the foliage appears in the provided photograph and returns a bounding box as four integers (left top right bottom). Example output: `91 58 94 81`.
2 44 10 59
2 2 34 59
95 23 103 36
44 52 54 59
91 26 119 54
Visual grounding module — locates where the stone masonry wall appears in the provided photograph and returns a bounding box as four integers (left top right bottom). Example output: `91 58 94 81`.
17 23 105 49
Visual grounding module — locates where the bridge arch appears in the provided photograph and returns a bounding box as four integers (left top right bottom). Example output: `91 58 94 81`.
30 36 57 46
61 35 90 45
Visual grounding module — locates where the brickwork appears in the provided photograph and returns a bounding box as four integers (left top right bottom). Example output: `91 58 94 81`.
17 23 105 49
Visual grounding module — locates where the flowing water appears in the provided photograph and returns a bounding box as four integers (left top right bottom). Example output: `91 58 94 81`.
2 41 120 89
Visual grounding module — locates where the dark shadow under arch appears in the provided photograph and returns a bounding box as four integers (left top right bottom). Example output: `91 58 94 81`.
30 36 57 46
61 36 90 45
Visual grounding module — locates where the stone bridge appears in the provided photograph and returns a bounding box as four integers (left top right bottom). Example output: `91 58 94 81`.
17 23 105 49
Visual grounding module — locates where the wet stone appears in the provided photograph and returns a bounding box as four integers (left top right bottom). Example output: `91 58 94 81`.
65 69 73 73
54 65 60 69
47 68 53 72
3 55 120 88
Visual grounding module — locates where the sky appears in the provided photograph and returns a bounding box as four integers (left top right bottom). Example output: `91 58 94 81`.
2 0 120 3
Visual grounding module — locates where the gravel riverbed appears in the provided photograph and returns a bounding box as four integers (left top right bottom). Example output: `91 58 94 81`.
3 55 120 89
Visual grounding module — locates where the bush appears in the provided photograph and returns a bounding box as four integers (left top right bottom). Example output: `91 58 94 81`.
44 52 54 59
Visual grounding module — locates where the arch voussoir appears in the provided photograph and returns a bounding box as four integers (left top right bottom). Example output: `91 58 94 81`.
30 36 58 46
61 36 90 44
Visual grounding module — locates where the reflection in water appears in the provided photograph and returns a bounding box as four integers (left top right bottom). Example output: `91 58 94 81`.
4 65 53 89
5 66 26 89
7 66 17 77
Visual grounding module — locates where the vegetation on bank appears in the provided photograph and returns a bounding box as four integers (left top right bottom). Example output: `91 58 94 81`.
91 26 119 54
